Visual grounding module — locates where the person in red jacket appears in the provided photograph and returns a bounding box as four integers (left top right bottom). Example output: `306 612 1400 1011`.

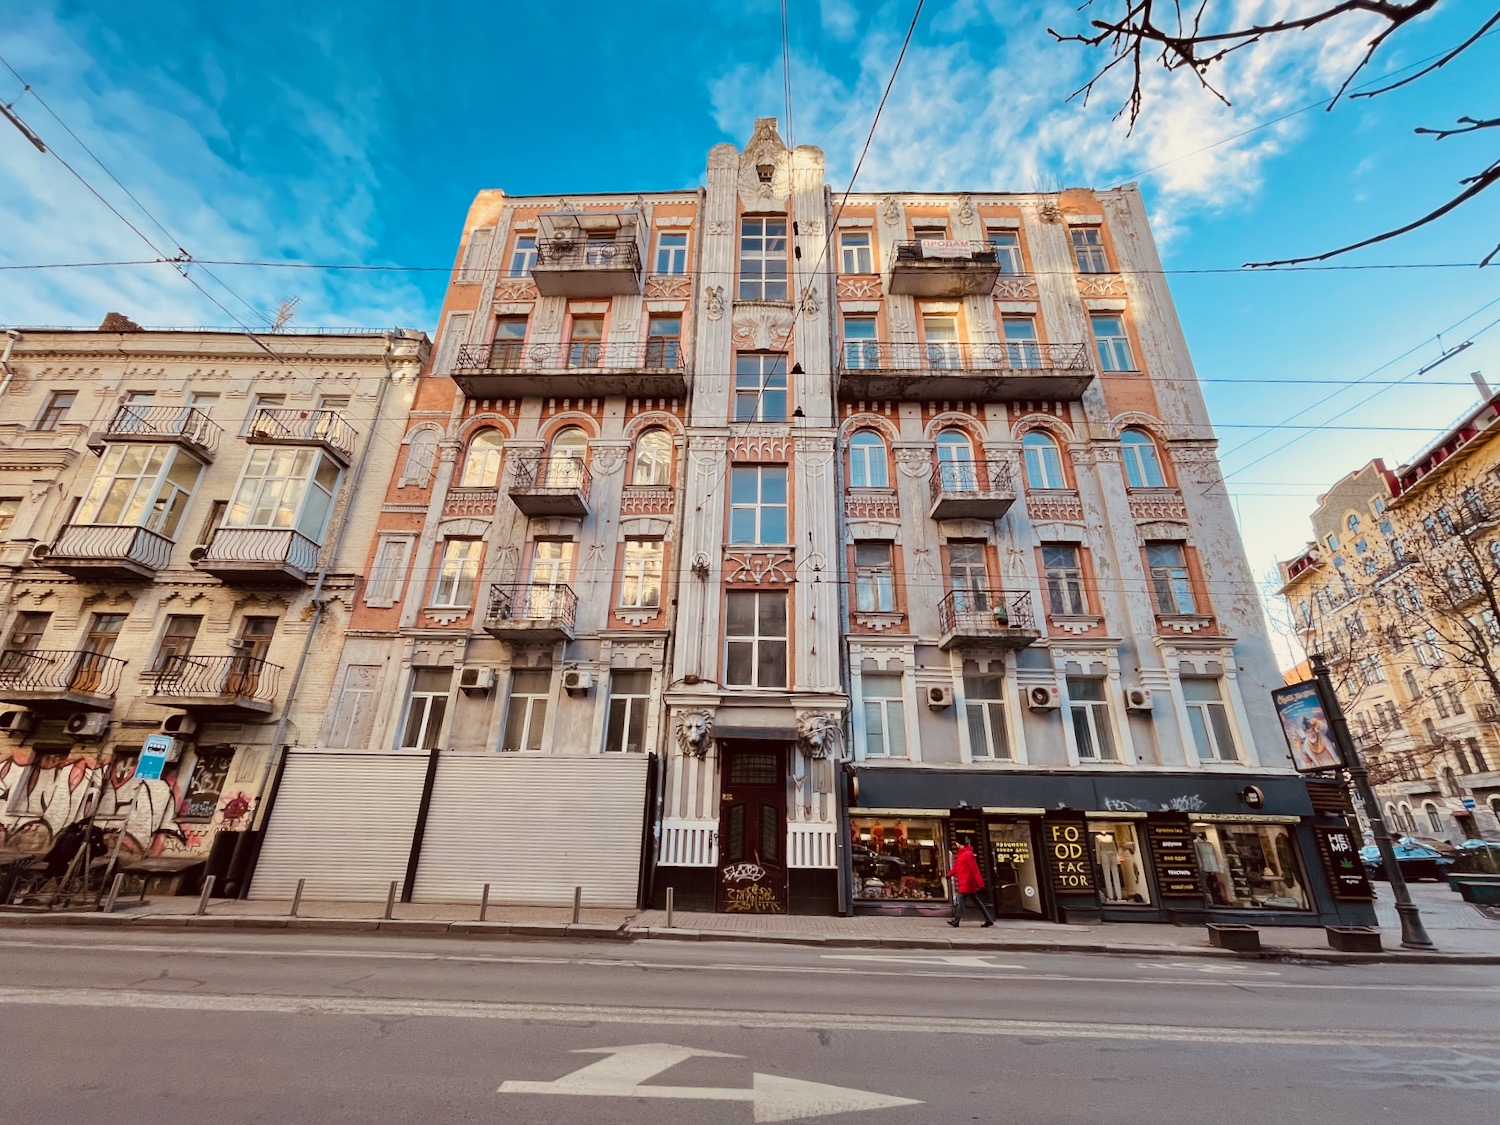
947 841 995 927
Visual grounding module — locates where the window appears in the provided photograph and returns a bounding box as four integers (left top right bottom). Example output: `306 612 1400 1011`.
1418 629 1443 668
508 234 538 276
459 430 504 487
1120 429 1166 488
76 444 202 538
733 353 788 421
645 315 681 367
964 675 1010 760
1001 315 1039 368
848 431 888 488
224 447 341 542
948 541 990 613
1071 227 1110 273
0 497 18 534
545 427 588 487
196 500 226 547
935 429 975 492
739 217 788 301
1023 432 1066 490
433 312 472 375
529 539 574 589
6 612 49 652
1426 803 1444 833
854 542 895 612
912 223 947 242
860 674 907 758
566 316 603 368
1469 739 1488 771
725 590 788 688
400 427 439 488
366 537 412 608
492 315 528 368
502 670 550 752
114 391 155 433
1068 676 1118 761
152 615 201 672
1183 677 1238 762
432 539 482 607
729 465 789 544
188 392 219 416
632 428 673 485
1043 545 1087 615
1092 315 1136 371
654 230 687 275
987 229 1023 274
852 817 945 900
399 668 451 750
35 391 76 431
1192 822 1307 910
242 393 286 437
604 670 651 754
1092 822 1150 904
620 539 663 608
1147 543 1197 615
840 230 873 274
921 314 960 369
842 315 878 369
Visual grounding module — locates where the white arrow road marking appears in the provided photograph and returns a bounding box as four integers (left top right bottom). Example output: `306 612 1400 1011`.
498 1042 922 1123
822 953 1025 969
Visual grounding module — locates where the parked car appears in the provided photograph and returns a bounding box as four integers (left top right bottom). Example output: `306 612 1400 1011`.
1359 840 1455 882
1452 838 1500 873
1401 835 1461 857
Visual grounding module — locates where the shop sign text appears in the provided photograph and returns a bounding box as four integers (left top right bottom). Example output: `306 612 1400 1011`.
1045 822 1095 893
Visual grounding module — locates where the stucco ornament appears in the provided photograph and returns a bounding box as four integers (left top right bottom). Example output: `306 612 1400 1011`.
956 194 976 226
676 709 715 759
797 711 843 761
704 285 726 321
880 195 900 223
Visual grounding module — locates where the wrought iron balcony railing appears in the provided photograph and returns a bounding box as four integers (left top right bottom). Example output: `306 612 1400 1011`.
533 238 642 270
454 339 683 373
46 523 174 571
510 454 591 493
103 404 222 456
937 589 1038 636
0 648 127 698
930 460 1015 502
147 654 281 707
195 527 320 574
891 240 998 265
486 582 579 630
840 340 1090 373
246 407 356 460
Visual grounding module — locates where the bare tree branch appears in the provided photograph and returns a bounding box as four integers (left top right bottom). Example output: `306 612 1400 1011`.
1352 11 1500 98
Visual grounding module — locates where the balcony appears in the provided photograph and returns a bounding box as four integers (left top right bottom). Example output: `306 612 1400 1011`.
143 654 281 718
887 240 1000 298
451 339 686 400
191 527 320 584
38 524 174 579
529 211 645 297
0 649 126 711
508 454 591 518
929 460 1016 521
837 341 1093 402
245 408 356 465
936 590 1040 651
91 404 221 461
483 582 578 643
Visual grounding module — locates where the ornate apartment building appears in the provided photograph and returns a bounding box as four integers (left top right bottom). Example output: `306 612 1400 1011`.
242 119 1371 927
0 324 429 894
1280 390 1500 845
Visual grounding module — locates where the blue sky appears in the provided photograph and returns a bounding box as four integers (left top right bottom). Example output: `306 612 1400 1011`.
3 1 1498 661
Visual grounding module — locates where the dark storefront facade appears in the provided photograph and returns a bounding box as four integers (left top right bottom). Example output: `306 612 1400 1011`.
847 768 1374 927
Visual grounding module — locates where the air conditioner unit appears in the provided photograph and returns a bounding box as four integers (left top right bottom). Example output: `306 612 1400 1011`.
0 708 36 735
161 712 198 736
1125 688 1154 713
458 666 495 693
65 712 110 739
925 685 954 710
1027 686 1062 711
562 669 593 694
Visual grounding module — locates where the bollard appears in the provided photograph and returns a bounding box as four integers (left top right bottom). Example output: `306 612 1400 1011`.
196 875 216 916
666 886 674 929
480 883 491 922
384 880 398 920
290 878 305 917
572 885 582 924
102 872 125 915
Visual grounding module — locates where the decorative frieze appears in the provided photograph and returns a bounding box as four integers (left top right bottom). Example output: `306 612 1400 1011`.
723 550 795 585
1027 492 1084 522
492 280 537 302
1077 274 1128 298
731 301 795 350
442 487 498 519
644 276 692 299
845 492 900 520
837 276 883 300
1128 490 1188 521
621 486 675 515
728 434 793 462
992 276 1039 300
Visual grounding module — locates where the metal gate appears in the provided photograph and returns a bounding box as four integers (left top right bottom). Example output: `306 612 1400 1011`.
411 754 650 907
249 751 428 901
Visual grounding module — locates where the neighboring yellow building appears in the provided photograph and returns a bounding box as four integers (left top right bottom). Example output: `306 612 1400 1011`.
1279 389 1500 843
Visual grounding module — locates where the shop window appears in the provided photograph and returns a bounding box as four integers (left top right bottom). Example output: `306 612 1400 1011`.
399 668 451 750
1192 822 1308 910
1091 822 1150 905
964 675 1010 761
181 749 234 820
851 817 945 901
725 590 788 688
854 542 895 612
604 670 651 754
859 673 907 758
502 669 550 752
459 430 504 487
848 431 888 488
1183 676 1239 762
632 428 673 485
1068 676 1117 761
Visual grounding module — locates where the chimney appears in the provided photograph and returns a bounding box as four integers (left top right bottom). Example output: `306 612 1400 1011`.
1472 370 1491 399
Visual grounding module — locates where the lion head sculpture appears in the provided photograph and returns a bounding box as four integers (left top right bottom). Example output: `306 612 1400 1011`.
675 709 714 759
796 711 843 761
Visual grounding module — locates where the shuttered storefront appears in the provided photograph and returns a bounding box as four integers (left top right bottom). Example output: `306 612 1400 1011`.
249 751 428 901
412 754 649 907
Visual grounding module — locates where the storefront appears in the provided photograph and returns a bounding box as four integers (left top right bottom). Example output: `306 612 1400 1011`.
847 768 1375 927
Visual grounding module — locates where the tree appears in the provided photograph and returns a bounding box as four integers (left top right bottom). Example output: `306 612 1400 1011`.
1052 1 1500 266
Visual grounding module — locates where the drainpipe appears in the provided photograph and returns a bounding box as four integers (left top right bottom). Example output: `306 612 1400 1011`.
227 331 407 897
0 329 21 404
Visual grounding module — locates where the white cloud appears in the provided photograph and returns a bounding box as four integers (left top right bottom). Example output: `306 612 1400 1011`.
818 0 860 41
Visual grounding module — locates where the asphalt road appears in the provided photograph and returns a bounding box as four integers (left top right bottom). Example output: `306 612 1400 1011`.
2 926 1498 1124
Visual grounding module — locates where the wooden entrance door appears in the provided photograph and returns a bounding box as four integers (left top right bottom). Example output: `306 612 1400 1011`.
716 744 788 914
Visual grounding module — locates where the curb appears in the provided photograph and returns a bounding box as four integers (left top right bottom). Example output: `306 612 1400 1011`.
1 912 1496 965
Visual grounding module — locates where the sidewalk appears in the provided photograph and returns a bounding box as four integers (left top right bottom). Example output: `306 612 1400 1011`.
2 883 1496 964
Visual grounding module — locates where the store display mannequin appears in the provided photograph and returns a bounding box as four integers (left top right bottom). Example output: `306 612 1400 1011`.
1094 832 1123 901
1194 832 1227 904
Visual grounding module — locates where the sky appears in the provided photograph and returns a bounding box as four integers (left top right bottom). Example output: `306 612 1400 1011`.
2 1 1498 666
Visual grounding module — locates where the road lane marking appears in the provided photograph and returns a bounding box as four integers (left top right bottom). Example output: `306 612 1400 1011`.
1133 961 1281 976
497 1043 921 1122
823 953 1025 968
0 984 1491 1048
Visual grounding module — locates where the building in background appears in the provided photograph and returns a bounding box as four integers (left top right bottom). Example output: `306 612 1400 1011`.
0 322 428 894
1280 387 1500 844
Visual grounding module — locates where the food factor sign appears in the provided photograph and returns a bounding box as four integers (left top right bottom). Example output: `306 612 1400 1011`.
1045 821 1095 894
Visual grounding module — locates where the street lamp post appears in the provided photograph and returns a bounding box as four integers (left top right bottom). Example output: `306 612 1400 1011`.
1310 653 1435 950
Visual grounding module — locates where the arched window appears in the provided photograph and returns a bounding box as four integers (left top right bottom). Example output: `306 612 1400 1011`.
849 431 889 488
935 429 974 491
632 427 673 486
1425 802 1444 834
400 426 439 488
459 430 504 487
1442 766 1459 796
546 426 588 487
1119 429 1165 489
1491 797 1500 827
1398 804 1415 836
1022 431 1066 490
